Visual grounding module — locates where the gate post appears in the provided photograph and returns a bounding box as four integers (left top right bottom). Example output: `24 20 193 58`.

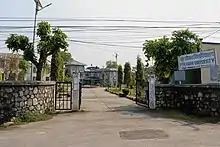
72 72 80 111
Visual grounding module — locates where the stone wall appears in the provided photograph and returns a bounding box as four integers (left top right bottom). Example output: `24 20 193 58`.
155 84 220 116
0 81 55 124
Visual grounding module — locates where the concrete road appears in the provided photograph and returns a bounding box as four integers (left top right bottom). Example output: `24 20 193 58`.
1 88 220 147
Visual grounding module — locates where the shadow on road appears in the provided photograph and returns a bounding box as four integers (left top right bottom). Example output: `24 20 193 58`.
110 104 220 126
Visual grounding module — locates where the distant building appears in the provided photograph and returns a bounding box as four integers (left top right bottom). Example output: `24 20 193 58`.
82 65 118 86
0 53 50 81
65 59 87 80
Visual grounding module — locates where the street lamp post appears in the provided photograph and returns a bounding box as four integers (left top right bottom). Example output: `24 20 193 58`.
30 1 52 81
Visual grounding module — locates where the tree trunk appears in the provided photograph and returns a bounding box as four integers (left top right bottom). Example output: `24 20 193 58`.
36 63 43 81
50 51 59 81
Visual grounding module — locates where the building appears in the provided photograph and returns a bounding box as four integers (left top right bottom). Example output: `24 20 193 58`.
200 41 220 84
25 65 50 81
65 59 87 80
0 53 51 81
82 66 118 86
178 41 220 84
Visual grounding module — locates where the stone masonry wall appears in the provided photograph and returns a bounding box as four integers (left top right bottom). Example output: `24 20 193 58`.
155 84 220 117
0 81 55 124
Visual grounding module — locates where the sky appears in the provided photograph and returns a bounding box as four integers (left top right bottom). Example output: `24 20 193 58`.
1 0 220 67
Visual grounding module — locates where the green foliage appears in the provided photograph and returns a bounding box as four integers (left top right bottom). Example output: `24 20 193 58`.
50 28 69 81
17 58 29 80
0 72 2 80
60 51 73 64
124 62 131 87
19 58 29 73
5 22 55 80
136 56 144 84
130 72 135 87
145 66 155 75
64 76 73 82
117 65 123 88
143 29 201 82
58 52 64 82
12 112 53 124
42 63 50 75
106 60 117 68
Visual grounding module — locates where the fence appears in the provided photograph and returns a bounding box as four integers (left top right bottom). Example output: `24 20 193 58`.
136 80 149 107
0 81 55 124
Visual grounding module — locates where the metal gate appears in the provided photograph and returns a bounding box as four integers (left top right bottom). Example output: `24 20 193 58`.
136 81 149 108
55 82 73 110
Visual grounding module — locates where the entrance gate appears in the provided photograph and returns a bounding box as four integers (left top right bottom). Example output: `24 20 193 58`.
55 82 73 110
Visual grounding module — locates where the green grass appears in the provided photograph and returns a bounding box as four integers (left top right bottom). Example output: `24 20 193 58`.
0 111 55 129
109 88 122 94
12 112 54 125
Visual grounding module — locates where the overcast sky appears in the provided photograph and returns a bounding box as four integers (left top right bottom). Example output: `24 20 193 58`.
1 0 220 67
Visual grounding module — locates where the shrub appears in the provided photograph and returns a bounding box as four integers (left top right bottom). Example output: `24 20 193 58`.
122 89 129 96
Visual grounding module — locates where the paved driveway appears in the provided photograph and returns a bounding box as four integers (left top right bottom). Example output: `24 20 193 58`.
0 88 220 147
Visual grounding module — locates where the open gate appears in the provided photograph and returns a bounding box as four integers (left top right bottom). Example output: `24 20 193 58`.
55 82 73 110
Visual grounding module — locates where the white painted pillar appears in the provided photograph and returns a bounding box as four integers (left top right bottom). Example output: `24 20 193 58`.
72 72 80 111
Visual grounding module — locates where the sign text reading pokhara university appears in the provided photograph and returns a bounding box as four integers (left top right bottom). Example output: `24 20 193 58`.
178 49 216 70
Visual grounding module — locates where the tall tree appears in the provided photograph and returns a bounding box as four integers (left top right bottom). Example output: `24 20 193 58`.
57 52 64 82
143 29 201 83
117 65 123 89
5 22 57 80
106 60 117 68
50 28 68 81
124 62 131 87
136 56 144 85
60 51 73 64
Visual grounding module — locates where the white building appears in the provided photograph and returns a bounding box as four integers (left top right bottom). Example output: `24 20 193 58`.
200 42 220 84
65 59 87 80
83 66 118 86
178 41 220 84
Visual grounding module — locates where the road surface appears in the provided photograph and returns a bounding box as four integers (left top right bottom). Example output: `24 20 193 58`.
0 88 220 147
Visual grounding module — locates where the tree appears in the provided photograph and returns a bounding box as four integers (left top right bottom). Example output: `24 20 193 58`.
136 56 144 84
60 51 73 64
143 29 201 83
124 62 131 87
50 28 69 81
117 65 123 89
18 58 29 80
5 22 57 81
130 71 135 88
106 60 117 68
57 52 64 82
3 53 20 80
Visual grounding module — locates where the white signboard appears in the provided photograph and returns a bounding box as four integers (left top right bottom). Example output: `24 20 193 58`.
148 74 156 109
178 49 216 70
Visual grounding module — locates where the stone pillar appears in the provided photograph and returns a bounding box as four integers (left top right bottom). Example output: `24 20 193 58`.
72 72 80 111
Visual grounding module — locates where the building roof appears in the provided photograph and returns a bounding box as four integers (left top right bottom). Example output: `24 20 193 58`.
65 59 87 66
202 41 220 45
85 68 117 72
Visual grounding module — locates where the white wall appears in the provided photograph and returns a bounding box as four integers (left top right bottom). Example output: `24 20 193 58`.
201 43 220 84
